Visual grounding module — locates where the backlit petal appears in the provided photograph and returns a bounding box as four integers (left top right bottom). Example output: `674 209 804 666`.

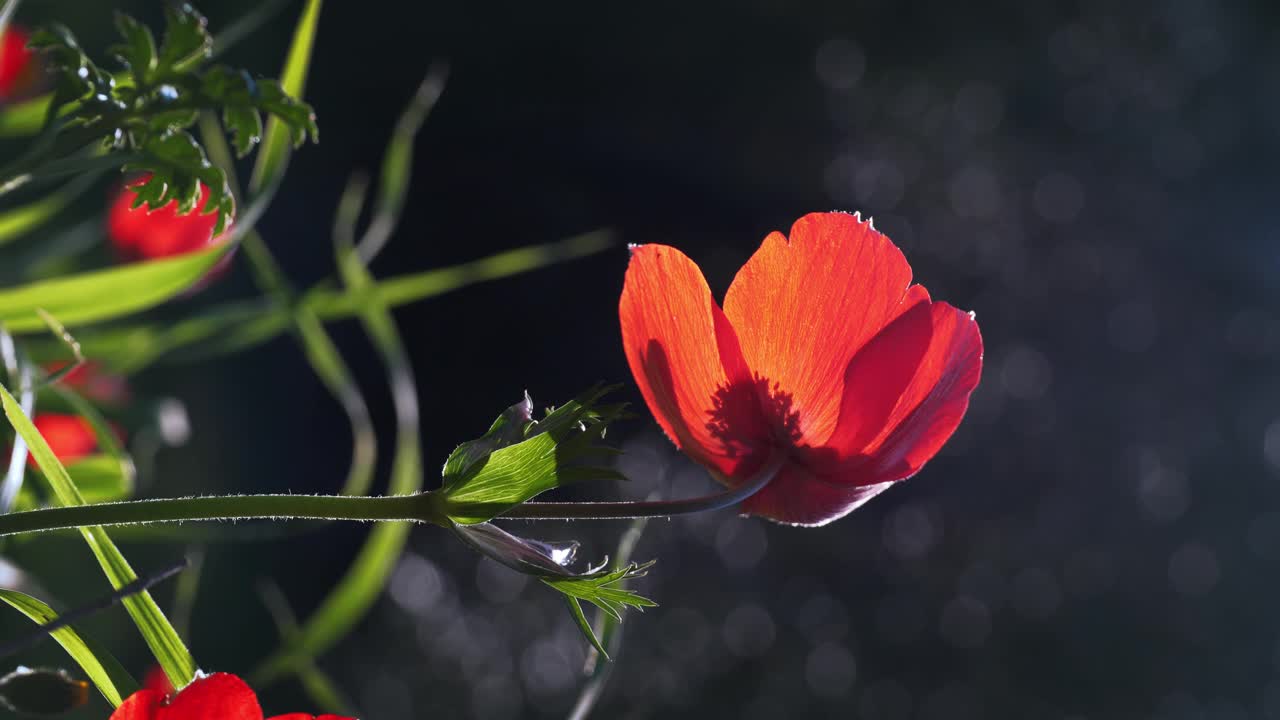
861 302 983 481
823 295 935 458
739 462 893 526
110 689 166 720
723 213 914 447
160 673 262 720
620 245 769 477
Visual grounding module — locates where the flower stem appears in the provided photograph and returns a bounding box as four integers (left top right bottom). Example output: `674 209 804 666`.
498 456 784 521
0 458 784 536
0 493 444 537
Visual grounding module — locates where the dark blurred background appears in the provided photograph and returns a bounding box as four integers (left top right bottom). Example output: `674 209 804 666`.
7 0 1280 718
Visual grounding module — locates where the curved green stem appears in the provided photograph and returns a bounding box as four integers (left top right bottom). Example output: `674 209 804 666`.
499 456 785 521
0 493 444 537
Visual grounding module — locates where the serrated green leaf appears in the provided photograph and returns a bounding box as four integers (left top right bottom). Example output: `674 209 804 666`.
0 241 230 333
0 589 138 707
110 12 157 83
156 3 211 75
127 128 234 232
442 386 627 524
0 384 197 691
223 105 262 157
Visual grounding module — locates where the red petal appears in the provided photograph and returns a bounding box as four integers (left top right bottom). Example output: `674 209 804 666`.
739 462 893 526
620 244 769 478
859 302 983 481
159 673 263 720
723 213 914 448
822 293 934 458
110 689 166 720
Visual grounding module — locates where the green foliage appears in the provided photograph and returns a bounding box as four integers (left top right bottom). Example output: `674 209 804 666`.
0 241 229 333
26 3 318 234
0 384 197 691
442 386 628 524
543 563 657 659
0 590 138 708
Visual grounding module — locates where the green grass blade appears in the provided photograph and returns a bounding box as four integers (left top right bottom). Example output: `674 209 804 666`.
28 230 615 369
306 230 616 318
0 384 198 689
250 0 321 193
357 66 446 263
0 242 231 333
0 589 138 707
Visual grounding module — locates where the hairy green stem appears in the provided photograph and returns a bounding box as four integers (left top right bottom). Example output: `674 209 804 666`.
0 493 444 537
0 458 784 536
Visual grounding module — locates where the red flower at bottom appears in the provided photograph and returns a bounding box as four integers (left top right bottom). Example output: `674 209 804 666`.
620 212 983 526
111 673 353 720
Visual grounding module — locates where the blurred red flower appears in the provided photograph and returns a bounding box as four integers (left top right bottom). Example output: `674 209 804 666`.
111 672 353 720
45 360 131 406
620 212 984 526
107 174 229 261
0 26 38 102
29 414 98 465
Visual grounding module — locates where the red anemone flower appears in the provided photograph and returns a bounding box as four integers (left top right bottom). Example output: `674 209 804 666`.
111 673 353 720
107 174 229 261
29 413 98 466
0 26 38 102
620 212 983 526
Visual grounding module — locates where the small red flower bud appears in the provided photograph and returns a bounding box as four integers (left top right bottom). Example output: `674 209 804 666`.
106 174 230 261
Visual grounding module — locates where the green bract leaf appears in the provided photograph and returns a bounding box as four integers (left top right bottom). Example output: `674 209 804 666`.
442 386 628 524
0 590 137 707
542 562 657 660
